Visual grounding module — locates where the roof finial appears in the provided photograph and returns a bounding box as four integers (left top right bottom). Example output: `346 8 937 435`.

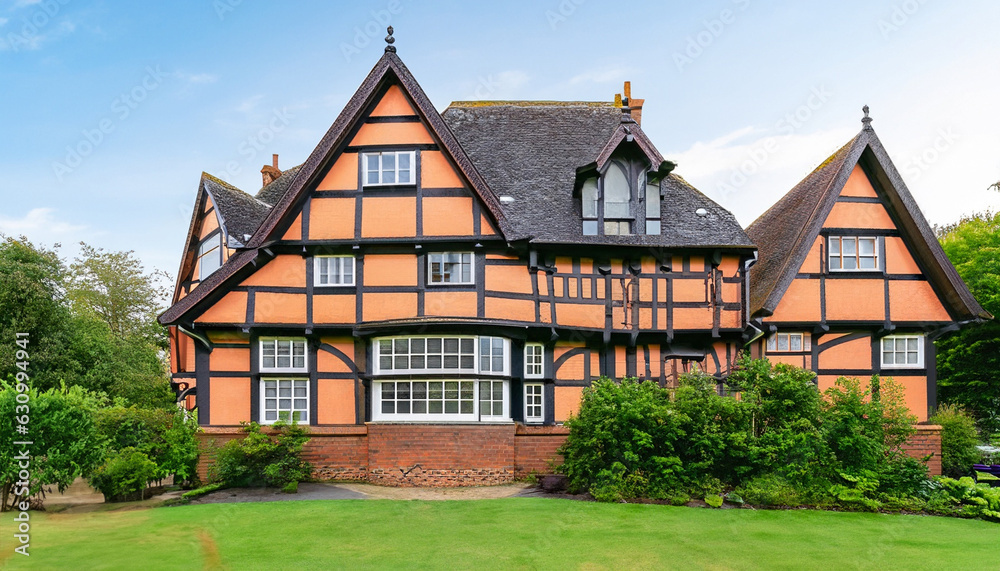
385 26 396 53
862 104 872 130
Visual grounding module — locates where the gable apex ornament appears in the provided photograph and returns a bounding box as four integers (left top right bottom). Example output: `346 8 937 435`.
862 104 873 131
385 26 396 53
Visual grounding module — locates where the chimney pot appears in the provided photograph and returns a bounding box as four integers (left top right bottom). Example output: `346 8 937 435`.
272 154 279 169
624 81 631 99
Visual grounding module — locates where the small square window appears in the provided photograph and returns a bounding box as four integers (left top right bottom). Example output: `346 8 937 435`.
881 335 923 369
315 256 355 286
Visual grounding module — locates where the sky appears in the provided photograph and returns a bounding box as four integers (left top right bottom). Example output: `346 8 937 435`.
1 0 998 281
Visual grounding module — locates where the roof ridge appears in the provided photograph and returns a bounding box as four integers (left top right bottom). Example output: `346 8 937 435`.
447 100 616 109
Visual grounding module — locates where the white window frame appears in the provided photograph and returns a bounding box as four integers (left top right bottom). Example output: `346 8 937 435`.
524 344 544 379
198 234 223 281
259 338 308 373
524 382 544 424
260 378 309 424
880 334 924 369
766 332 810 353
363 151 415 187
372 378 510 422
314 255 355 287
373 335 509 376
427 252 475 285
828 236 879 272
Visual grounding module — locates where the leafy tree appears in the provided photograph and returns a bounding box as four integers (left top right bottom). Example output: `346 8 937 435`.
937 211 1000 434
0 380 106 511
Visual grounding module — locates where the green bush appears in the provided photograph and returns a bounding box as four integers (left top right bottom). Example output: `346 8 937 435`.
929 404 981 478
934 476 1000 521
88 447 158 501
95 405 200 486
734 473 814 507
211 422 311 488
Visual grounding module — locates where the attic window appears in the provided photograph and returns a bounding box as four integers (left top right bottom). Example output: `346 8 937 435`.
364 151 415 186
581 158 661 237
198 234 222 281
829 236 879 271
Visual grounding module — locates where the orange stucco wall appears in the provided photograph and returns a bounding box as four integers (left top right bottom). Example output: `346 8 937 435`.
360 197 416 238
210 378 251 425
210 347 250 372
309 198 356 239
817 335 871 370
769 279 821 322
350 122 433 147
370 85 417 117
889 281 951 322
824 202 895 230
825 279 884 321
317 379 357 424
422 197 475 236
364 254 417 286
317 153 359 191
313 295 356 324
884 237 921 274
554 386 585 422
196 292 248 324
420 151 464 188
255 293 307 324
240 255 305 288
362 292 417 322
840 165 878 198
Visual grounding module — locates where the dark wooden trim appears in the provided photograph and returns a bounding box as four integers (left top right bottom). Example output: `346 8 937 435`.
365 115 421 124
195 341 211 425
836 196 882 203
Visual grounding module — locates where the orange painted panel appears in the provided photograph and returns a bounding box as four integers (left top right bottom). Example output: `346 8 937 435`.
768 354 810 369
554 257 573 273
721 309 741 329
554 279 564 298
555 352 586 380
196 292 248 324
825 279 884 321
556 303 605 329
639 279 653 302
885 237 921 275
282 213 303 241
317 153 359 191
362 293 417 322
241 255 305 288
349 122 433 147
360 197 416 238
318 337 356 373
889 281 951 322
210 378 251 425
616 346 628 378
674 278 707 302
364 254 417 286
646 345 662 378
718 255 740 277
255 293 307 324
424 291 477 317
723 282 741 304
370 85 417 117
816 375 842 394
199 212 220 239
555 386 585 422
769 279 821 322
539 302 551 324
818 335 872 370
824 202 895 230
202 195 214 214
210 348 249 372
313 295 356 324
798 236 823 274
639 308 653 329
309 198 356 239
420 151 464 188
182 335 196 372
895 376 929 421
484 296 534 322
840 165 878 198
422 197 475 236
674 307 712 330
579 259 594 274
480 215 496 235
317 379 356 424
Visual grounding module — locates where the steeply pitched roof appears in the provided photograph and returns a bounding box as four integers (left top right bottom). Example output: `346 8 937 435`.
442 101 752 248
746 125 990 321
256 164 303 206
202 174 271 248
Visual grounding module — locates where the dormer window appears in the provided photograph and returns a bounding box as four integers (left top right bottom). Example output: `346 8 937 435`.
581 158 661 237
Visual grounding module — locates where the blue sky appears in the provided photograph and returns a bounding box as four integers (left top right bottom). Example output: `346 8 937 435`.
1 0 998 280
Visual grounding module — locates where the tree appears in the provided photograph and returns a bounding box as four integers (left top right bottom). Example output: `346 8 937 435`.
937 211 1000 434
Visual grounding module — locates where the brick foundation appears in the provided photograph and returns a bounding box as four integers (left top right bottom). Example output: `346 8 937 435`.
196 423 567 486
901 424 942 476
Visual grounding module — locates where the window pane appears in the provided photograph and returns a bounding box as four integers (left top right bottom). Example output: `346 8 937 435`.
907 338 918 351
777 335 789 351
859 238 875 256
394 339 408 353
859 256 877 270
842 257 857 270
411 338 425 353
582 220 598 235
829 256 841 270
398 153 411 184
646 183 660 218
828 237 840 256
842 238 856 256
379 356 392 370
427 338 442 353
790 335 802 351
460 338 474 353
883 339 894 351
906 352 918 364
884 352 895 365
645 221 661 235
582 179 598 218
604 163 630 218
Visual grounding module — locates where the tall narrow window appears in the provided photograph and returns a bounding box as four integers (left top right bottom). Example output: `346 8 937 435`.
261 379 309 424
829 236 878 271
428 252 474 284
315 256 355 286
524 344 544 378
581 178 599 236
363 151 414 186
198 234 222 280
524 383 544 423
645 179 661 235
603 163 631 235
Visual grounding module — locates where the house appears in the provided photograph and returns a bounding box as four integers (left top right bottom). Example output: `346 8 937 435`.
746 109 990 427
159 33 984 483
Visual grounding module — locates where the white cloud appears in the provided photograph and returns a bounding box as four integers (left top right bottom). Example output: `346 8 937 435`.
174 71 218 84
0 207 86 239
0 17 9 27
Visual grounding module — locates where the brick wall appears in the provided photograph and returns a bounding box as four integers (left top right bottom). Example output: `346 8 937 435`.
368 424 516 486
902 424 942 476
514 425 568 476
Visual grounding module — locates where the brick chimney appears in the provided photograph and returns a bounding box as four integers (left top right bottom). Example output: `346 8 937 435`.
261 154 281 187
623 81 644 126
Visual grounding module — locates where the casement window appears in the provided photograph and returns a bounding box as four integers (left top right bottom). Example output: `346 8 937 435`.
766 332 811 353
198 234 223 281
315 256 355 286
260 338 308 373
644 177 661 236
374 336 509 375
428 252 474 284
580 159 660 237
363 151 415 186
524 344 544 378
374 379 509 421
582 178 599 235
524 383 544 423
881 335 924 368
261 379 309 424
829 236 879 271
603 162 632 236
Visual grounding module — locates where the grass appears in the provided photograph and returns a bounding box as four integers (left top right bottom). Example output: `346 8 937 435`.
3 498 999 570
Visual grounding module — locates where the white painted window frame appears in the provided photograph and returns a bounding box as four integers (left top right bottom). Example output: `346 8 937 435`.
260 378 309 425
363 150 416 187
260 337 308 373
314 255 355 287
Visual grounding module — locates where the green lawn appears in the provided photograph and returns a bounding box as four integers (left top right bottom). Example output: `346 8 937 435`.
4 499 999 570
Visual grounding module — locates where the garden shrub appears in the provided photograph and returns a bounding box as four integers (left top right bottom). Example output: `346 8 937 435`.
734 473 812 507
88 447 158 502
934 476 1000 521
95 405 200 486
929 404 981 478
211 422 311 488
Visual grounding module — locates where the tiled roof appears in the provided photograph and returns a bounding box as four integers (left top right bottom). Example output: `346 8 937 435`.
202 174 271 247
